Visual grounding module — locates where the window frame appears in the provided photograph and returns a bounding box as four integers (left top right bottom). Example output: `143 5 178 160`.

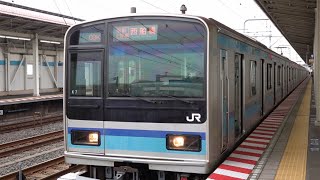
106 18 207 98
65 16 208 101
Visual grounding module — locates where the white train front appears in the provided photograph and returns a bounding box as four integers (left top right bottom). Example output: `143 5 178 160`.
63 14 308 180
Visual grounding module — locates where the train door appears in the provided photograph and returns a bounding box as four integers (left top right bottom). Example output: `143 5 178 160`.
220 50 229 152
261 59 264 116
234 53 243 138
67 50 104 121
273 62 276 105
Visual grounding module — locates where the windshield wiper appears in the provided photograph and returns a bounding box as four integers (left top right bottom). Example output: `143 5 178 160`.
161 95 193 104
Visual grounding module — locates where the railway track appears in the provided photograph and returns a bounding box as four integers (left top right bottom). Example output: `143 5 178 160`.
0 156 86 180
0 131 63 158
0 114 62 134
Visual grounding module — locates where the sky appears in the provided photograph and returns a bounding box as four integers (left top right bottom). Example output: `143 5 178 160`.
5 0 307 65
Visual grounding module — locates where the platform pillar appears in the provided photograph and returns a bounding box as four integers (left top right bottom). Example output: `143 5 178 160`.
33 33 40 96
314 4 320 126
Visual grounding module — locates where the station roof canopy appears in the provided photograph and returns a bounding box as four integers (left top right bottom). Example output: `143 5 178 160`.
255 0 316 62
0 1 84 42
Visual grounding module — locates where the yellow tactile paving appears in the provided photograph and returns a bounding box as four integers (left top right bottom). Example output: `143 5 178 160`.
274 81 311 180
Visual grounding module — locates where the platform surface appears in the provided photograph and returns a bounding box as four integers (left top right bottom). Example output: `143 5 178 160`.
254 79 320 180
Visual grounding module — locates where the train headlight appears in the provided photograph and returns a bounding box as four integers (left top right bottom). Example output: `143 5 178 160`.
88 132 99 143
173 136 185 147
166 134 201 152
71 130 100 146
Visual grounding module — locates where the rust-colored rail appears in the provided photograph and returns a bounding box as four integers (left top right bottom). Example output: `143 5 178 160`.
0 114 62 134
0 131 63 158
0 156 86 180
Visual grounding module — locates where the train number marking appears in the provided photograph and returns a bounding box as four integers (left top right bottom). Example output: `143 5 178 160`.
186 113 201 122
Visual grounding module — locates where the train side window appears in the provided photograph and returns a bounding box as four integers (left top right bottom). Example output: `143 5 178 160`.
267 63 272 90
250 60 257 96
289 68 291 81
69 52 102 97
293 69 295 80
277 65 281 86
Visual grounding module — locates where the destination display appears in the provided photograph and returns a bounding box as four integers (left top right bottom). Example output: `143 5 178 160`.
113 25 158 41
79 32 102 43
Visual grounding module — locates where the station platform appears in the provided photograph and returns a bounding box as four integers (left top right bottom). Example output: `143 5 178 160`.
0 93 63 106
207 77 319 180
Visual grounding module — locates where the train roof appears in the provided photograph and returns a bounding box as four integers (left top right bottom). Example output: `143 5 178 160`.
207 17 302 67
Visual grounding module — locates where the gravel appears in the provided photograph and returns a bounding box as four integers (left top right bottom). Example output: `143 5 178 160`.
0 121 63 144
0 113 65 178
0 141 64 165
0 146 64 176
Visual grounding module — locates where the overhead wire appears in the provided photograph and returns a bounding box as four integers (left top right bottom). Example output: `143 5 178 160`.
53 0 68 26
216 0 245 21
63 0 76 24
139 0 170 13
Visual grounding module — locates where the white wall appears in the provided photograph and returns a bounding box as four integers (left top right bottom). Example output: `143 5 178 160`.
0 47 64 95
9 53 24 91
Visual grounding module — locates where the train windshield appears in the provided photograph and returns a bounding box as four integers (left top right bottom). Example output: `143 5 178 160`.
108 19 206 98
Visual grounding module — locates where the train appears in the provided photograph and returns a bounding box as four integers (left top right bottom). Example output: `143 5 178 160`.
63 13 309 180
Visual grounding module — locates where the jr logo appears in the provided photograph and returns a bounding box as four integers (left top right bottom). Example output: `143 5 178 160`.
186 113 201 122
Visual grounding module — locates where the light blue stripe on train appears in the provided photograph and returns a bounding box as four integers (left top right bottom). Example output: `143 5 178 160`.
106 136 206 155
67 127 206 155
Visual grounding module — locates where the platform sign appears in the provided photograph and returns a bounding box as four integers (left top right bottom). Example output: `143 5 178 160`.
113 25 158 42
0 110 3 116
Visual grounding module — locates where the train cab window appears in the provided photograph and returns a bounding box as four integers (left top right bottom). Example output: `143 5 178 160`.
69 52 102 97
277 65 281 86
250 60 257 96
267 63 272 90
107 19 206 98
70 24 104 45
